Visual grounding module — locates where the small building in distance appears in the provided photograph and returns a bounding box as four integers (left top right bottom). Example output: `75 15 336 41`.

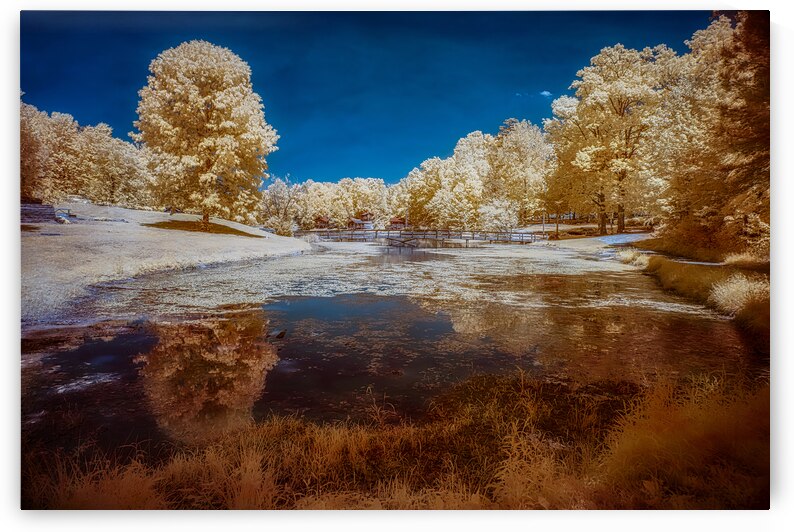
314 215 331 229
348 217 374 230
387 216 406 230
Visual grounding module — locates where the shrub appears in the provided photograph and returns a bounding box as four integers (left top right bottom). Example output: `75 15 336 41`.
709 274 770 316
616 249 650 268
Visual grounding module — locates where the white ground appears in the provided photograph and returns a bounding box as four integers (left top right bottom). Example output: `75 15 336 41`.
21 202 311 322
48 230 716 333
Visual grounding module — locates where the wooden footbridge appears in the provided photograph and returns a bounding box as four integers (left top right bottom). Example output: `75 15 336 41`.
302 229 549 247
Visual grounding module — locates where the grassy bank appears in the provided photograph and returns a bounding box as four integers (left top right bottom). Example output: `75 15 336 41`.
142 220 264 238
22 202 311 324
22 371 769 510
618 247 770 340
633 237 725 263
633 237 770 271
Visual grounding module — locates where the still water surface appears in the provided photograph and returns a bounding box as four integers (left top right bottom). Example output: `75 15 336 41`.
21 239 767 452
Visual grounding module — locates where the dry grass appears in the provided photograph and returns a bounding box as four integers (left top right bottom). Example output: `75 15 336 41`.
597 376 769 509
633 237 725 263
710 274 770 336
644 256 733 302
723 251 771 271
26 457 167 509
616 249 650 269
142 220 264 238
22 372 769 510
710 274 770 316
640 256 769 338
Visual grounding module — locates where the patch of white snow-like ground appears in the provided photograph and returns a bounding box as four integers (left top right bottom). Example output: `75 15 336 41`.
21 202 311 324
41 231 713 327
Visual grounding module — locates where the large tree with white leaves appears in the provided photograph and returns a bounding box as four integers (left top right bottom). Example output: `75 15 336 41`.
642 12 769 255
132 40 279 226
544 95 615 235
489 119 553 225
567 44 674 233
20 101 52 200
79 123 153 208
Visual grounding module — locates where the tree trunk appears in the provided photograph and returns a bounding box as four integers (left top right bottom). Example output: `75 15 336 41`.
201 212 210 231
555 212 560 238
617 204 626 234
616 170 627 234
596 192 607 236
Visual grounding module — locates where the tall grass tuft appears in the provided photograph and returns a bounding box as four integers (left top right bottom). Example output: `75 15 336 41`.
709 274 770 316
25 457 166 510
616 249 650 268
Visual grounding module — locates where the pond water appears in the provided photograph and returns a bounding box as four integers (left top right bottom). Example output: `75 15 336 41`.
21 239 768 454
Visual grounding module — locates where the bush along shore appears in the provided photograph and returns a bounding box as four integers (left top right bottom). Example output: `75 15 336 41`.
617 238 769 345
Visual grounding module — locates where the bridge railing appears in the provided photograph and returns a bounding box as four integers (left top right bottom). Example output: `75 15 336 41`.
299 228 549 244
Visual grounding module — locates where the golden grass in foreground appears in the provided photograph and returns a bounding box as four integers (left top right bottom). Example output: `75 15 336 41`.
142 220 264 238
22 373 769 510
597 376 769 509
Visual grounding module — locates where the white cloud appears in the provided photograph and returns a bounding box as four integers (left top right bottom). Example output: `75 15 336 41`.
540 90 552 97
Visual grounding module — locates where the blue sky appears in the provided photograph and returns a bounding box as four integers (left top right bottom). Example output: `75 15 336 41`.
20 11 712 184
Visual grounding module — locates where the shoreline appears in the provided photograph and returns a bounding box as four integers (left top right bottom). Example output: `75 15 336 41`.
20 221 650 331
21 202 312 326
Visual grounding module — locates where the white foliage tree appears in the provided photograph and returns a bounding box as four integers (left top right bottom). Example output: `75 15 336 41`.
294 180 337 229
489 119 553 224
568 44 674 232
43 112 84 200
329 178 389 227
20 101 52 200
261 177 298 236
478 199 519 232
79 124 153 208
642 13 769 255
132 40 279 226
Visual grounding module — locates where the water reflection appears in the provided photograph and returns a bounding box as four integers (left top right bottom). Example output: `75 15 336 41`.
363 248 450 266
437 273 760 382
134 310 278 443
256 294 514 421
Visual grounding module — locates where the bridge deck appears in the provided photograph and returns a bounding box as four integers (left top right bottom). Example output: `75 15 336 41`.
301 229 548 244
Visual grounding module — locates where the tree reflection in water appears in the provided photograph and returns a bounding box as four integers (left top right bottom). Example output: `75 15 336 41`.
135 310 278 444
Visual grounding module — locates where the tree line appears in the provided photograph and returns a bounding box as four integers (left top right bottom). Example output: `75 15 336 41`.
20 12 768 256
263 12 768 257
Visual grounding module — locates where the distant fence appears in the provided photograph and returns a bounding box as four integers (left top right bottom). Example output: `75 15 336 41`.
299 229 549 244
